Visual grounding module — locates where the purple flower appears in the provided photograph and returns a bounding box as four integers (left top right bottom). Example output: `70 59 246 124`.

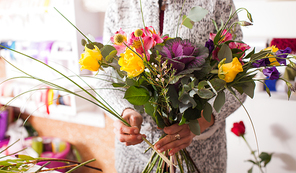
263 66 280 80
252 58 270 68
275 47 292 65
205 39 214 54
161 38 209 75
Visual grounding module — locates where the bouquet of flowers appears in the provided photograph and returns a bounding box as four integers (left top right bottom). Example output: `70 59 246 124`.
77 4 295 173
1 2 295 173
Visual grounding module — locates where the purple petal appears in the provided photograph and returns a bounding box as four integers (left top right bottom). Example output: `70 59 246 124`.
173 56 196 64
263 66 280 80
162 46 172 59
183 46 195 56
187 55 207 69
172 42 183 57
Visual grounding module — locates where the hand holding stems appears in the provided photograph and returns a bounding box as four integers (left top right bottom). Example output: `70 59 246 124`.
113 108 146 146
154 113 215 156
114 108 215 156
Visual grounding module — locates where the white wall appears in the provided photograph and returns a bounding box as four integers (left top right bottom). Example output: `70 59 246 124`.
227 1 296 172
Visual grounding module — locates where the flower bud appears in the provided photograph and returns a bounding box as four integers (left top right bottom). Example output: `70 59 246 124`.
239 21 253 26
114 34 125 44
134 29 143 37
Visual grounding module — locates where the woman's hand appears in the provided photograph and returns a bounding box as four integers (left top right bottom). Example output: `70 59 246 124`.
154 124 195 156
113 108 146 146
154 113 215 156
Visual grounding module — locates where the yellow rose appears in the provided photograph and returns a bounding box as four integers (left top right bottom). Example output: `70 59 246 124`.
79 45 102 71
265 46 280 66
118 48 144 78
218 57 243 83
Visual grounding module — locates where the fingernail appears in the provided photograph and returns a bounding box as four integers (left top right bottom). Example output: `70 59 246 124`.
155 144 160 149
134 129 139 134
169 152 174 156
137 135 142 140
158 148 164 153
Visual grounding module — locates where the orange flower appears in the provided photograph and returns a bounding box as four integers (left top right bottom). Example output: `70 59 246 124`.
218 57 243 83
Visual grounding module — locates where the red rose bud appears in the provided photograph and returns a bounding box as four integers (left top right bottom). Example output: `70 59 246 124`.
231 121 245 137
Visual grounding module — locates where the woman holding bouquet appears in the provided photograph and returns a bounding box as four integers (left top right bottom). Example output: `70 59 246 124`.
100 0 246 172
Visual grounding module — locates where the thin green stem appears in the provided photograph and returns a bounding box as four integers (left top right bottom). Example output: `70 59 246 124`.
66 159 96 173
176 0 187 37
139 0 148 35
226 86 261 161
242 136 264 173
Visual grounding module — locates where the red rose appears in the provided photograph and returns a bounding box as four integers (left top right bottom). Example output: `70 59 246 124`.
231 121 245 137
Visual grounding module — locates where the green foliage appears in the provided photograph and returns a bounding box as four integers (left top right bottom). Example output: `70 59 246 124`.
182 6 208 29
213 91 225 113
218 44 233 62
124 86 150 105
259 152 273 167
203 102 212 122
188 120 201 135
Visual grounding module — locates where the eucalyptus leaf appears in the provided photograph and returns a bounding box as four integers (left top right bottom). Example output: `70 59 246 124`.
168 85 179 108
188 120 201 135
105 50 118 63
124 86 150 105
203 102 212 122
213 91 225 113
242 81 256 98
182 15 194 29
179 93 197 108
210 78 226 92
197 81 208 89
187 6 208 22
183 107 201 120
197 88 214 99
101 45 117 58
218 44 232 62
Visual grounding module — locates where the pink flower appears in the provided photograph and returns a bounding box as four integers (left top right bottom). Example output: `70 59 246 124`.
209 30 232 43
229 42 251 62
110 28 127 55
128 26 164 60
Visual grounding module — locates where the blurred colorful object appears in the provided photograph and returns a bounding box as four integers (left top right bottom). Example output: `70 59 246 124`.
270 38 296 54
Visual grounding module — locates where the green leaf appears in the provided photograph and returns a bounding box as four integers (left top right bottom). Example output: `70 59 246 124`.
187 6 208 22
183 107 201 120
168 85 179 108
144 102 154 116
259 152 273 167
155 110 166 129
101 45 117 59
112 83 126 87
124 86 150 105
182 15 194 29
210 78 226 92
197 88 214 99
242 81 256 98
213 91 225 113
218 44 232 62
179 116 187 126
246 159 256 164
243 48 255 59
197 81 208 90
248 167 253 173
105 50 118 63
179 93 197 108
16 155 35 160
203 102 212 122
188 120 201 135
81 39 87 46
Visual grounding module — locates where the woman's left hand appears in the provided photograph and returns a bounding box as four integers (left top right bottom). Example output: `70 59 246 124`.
154 124 195 156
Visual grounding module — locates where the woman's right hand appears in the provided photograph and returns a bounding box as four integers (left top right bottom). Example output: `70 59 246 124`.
113 108 146 146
